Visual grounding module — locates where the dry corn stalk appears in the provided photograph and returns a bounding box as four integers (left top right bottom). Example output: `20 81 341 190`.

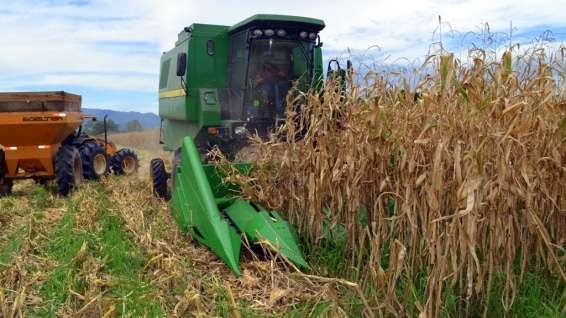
225 47 566 317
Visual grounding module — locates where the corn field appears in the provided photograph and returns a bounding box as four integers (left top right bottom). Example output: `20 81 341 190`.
225 47 566 317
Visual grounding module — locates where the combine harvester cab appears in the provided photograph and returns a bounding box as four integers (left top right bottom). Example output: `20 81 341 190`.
151 14 337 274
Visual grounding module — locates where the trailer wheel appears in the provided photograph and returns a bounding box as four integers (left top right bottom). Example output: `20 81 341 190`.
34 178 49 186
55 145 83 196
80 142 108 180
0 150 10 196
112 149 139 176
0 178 13 197
150 158 169 199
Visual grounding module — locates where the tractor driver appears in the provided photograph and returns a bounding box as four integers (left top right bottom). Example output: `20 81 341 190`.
250 62 286 119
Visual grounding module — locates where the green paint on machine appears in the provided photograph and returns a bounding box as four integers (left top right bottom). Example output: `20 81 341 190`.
154 14 335 275
171 137 307 275
158 14 326 156
224 201 308 269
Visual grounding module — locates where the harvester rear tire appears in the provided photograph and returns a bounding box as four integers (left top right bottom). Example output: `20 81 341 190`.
80 142 108 180
111 149 139 176
150 158 169 199
55 145 83 196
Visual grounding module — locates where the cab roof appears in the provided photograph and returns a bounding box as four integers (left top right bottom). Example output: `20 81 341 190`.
229 14 325 33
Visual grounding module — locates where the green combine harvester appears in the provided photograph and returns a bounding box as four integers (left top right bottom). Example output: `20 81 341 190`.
150 14 348 275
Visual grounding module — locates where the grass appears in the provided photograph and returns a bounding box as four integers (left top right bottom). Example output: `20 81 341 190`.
0 226 26 268
485 270 565 318
1 168 349 317
305 240 565 317
97 215 162 317
29 184 162 317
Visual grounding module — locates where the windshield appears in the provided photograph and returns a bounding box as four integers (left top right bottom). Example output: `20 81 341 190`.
223 35 315 126
245 38 314 121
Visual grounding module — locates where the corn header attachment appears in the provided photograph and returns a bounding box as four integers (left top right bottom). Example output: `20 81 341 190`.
151 137 307 275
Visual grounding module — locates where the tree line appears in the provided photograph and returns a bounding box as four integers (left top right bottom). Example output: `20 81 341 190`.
83 119 144 135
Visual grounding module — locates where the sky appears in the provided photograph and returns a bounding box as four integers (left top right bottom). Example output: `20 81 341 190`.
1 0 565 113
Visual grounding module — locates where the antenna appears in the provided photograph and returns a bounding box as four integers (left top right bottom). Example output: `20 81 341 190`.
509 21 513 50
439 15 443 54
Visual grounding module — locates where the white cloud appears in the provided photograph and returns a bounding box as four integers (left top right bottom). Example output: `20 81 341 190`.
0 0 565 111
35 73 155 91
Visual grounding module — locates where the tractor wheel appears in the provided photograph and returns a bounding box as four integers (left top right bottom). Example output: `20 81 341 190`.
0 178 13 197
111 149 139 176
80 142 108 180
150 158 169 199
55 145 83 196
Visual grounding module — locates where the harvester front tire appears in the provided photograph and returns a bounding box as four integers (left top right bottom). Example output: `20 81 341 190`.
55 145 83 196
80 142 108 180
112 149 139 176
150 158 169 199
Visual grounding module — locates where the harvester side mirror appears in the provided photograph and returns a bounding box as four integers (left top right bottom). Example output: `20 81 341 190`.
327 59 343 80
176 53 187 77
327 59 347 93
103 115 109 147
316 35 323 48
207 40 215 56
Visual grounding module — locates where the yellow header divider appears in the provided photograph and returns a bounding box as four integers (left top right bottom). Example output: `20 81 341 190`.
159 88 186 99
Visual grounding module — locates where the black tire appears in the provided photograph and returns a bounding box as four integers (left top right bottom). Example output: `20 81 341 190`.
79 142 108 180
34 178 49 186
0 149 5 180
0 150 11 197
55 145 83 196
111 148 139 176
150 158 169 199
0 178 13 197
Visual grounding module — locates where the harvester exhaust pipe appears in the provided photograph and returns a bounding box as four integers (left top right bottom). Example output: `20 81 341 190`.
103 115 108 152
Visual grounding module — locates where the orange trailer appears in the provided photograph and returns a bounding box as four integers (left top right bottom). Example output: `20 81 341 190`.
0 91 138 196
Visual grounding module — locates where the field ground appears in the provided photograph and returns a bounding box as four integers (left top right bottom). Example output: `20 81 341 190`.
0 130 366 317
1 130 564 317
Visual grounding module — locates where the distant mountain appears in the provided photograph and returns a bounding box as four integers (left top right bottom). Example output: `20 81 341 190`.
83 108 160 131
